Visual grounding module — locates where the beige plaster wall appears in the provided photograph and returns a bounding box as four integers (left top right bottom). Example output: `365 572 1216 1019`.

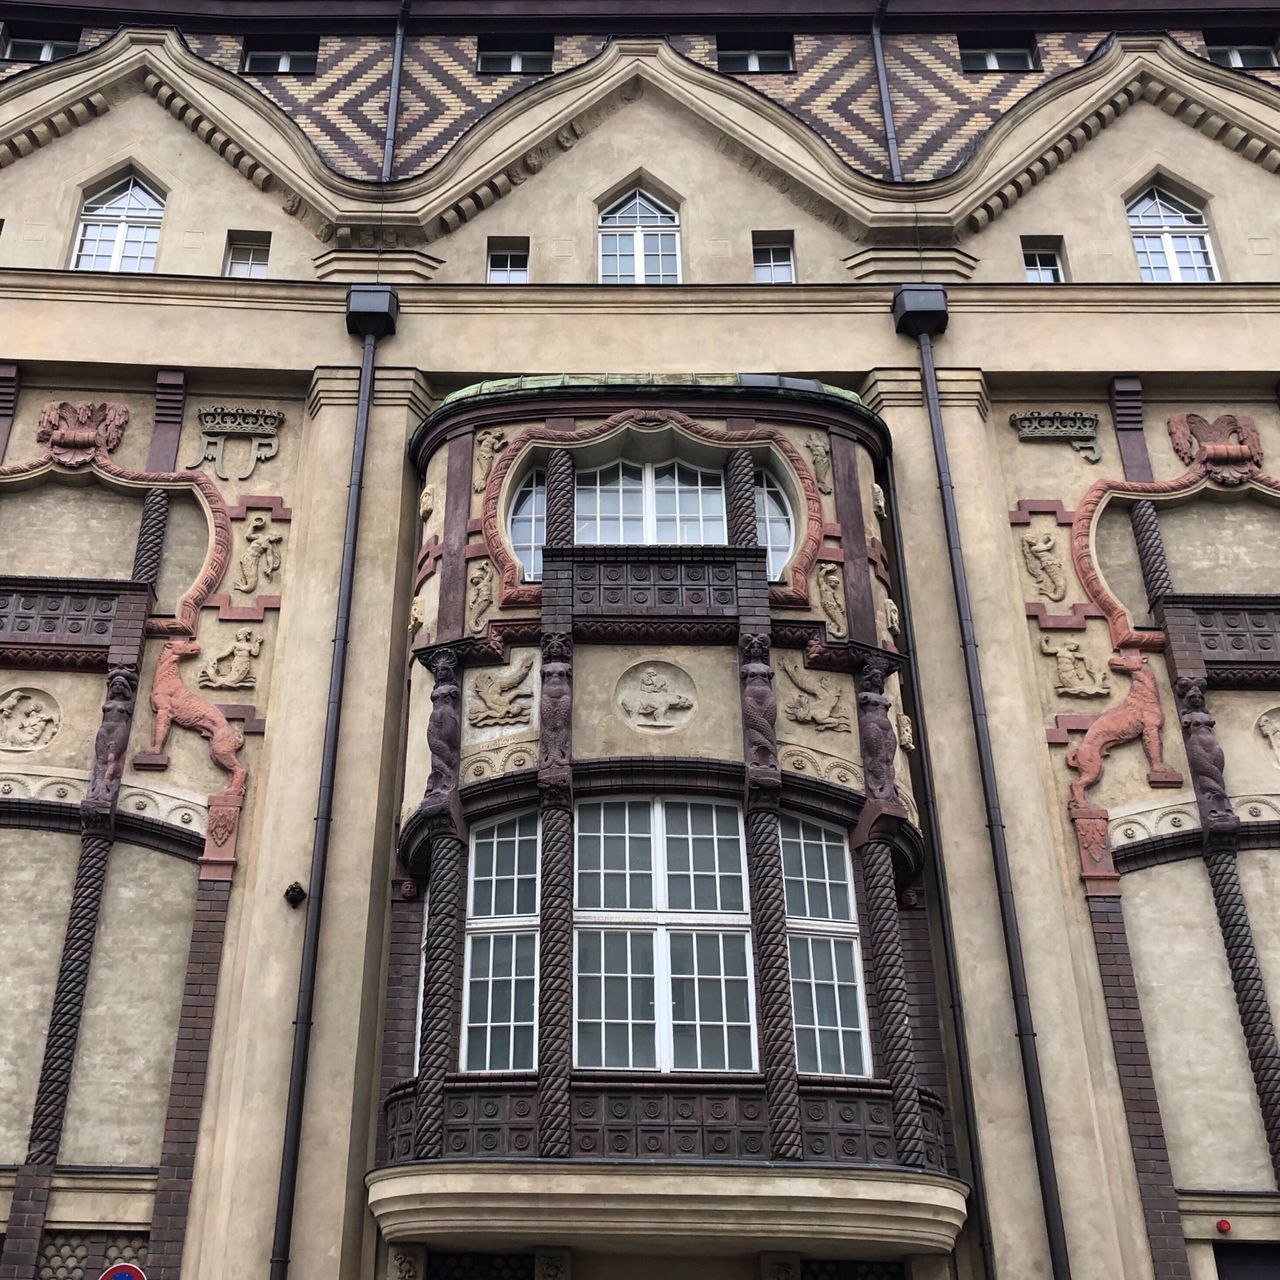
432 85 857 286
968 99 1280 284
574 644 742 762
0 481 141 581
1157 494 1280 595
1213 690 1280 796
0 829 80 1163
62 842 197 1165
1125 858 1275 1190
0 87 322 279
1238 850 1280 1033
1143 397 1280 485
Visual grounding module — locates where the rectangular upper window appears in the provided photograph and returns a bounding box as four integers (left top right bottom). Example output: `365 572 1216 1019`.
753 231 795 284
1021 236 1065 284
487 236 530 284
1206 31 1279 68
476 36 553 74
3 35 77 62
242 39 319 75
717 34 794 74
224 232 271 279
959 34 1038 72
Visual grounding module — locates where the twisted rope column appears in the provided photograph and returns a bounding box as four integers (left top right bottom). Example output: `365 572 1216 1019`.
745 802 802 1159
1204 847 1280 1184
414 832 466 1159
544 449 575 549
25 832 113 1164
132 487 170 588
726 448 757 548
1129 499 1173 608
860 838 927 1167
537 801 574 1156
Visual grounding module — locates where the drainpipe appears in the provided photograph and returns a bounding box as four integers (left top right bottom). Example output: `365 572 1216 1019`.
882 459 995 1280
891 283 1073 1280
870 0 902 181
269 284 399 1280
381 0 413 183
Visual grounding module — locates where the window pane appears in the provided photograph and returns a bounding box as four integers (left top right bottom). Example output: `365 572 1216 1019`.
465 932 537 1070
669 932 754 1070
790 935 866 1075
508 469 545 580
575 462 645 545
780 816 854 921
576 929 656 1068
576 800 653 908
754 470 793 579
472 813 539 918
665 802 744 912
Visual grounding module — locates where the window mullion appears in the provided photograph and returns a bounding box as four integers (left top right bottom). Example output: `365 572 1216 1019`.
108 222 125 274
655 924 673 1071
643 463 657 547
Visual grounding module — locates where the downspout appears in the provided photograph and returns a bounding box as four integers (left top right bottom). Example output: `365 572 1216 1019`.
891 284 1073 1280
269 8 409 1276
882 459 996 1280
870 0 902 181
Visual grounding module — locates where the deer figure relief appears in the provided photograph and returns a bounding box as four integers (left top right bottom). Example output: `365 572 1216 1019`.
146 639 246 795
1065 650 1177 808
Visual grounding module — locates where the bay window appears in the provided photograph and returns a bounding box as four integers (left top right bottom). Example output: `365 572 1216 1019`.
575 461 726 546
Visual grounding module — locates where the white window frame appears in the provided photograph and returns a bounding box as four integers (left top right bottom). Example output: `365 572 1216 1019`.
717 44 795 73
4 37 76 62
753 240 795 284
460 811 542 1073
72 175 164 274
1023 248 1063 283
1127 187 1219 284
572 797 758 1074
781 814 873 1079
1208 44 1279 69
962 46 1035 71
487 247 530 284
224 234 270 279
508 468 546 581
755 468 795 581
243 49 317 74
476 48 553 73
574 458 726 547
597 189 681 285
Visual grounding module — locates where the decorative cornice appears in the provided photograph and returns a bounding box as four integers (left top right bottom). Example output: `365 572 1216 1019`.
0 88 109 170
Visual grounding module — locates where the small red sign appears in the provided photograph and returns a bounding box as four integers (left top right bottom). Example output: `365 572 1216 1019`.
98 1266 147 1280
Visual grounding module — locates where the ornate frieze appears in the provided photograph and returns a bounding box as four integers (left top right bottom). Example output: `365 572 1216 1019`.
573 557 738 616
777 655 853 733
468 654 535 727
0 687 61 751
1160 598 1280 688
615 661 697 733
1008 409 1101 463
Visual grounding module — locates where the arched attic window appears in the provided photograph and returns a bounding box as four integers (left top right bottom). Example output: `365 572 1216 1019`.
73 174 164 274
1127 186 1218 283
598 188 681 285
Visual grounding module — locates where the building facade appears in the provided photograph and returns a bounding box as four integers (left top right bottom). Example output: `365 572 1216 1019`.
0 3 1279 1279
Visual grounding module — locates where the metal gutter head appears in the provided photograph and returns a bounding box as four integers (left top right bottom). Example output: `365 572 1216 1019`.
892 283 948 338
346 284 400 338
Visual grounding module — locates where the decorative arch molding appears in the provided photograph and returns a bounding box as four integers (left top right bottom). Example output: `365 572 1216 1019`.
479 407 825 609
957 36 1280 235
0 444 233 639
1070 462 1280 652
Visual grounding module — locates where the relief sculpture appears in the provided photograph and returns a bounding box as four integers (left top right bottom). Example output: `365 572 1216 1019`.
0 688 60 750
539 634 572 771
142 639 246 794
777 656 852 733
1021 532 1067 602
1176 677 1237 831
739 633 779 779
468 654 535 727
37 400 129 466
1040 637 1110 697
857 656 898 802
198 628 264 690
467 560 495 633
473 429 508 492
616 663 696 731
232 516 283 594
1065 651 1180 807
805 433 833 494
83 666 139 820
1259 710 1280 771
816 563 848 639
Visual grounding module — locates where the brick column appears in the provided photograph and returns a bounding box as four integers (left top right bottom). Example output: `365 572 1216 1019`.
377 879 425 1164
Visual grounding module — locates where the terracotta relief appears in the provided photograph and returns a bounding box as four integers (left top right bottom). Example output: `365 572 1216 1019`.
778 656 852 733
232 516 283 594
1021 532 1067 603
198 628 264 690
616 662 697 732
37 400 129 466
897 713 916 752
467 560 495 633
1168 411 1263 486
139 639 246 794
778 745 864 791
1065 651 1181 807
740 633 780 780
1176 678 1237 831
187 406 284 482
419 484 435 525
882 597 901 641
1259 710 1280 770
805 433 833 494
1040 637 1110 698
816 563 848 639
539 633 572 771
423 649 462 810
872 483 887 523
472 429 508 493
0 688 60 750
83 666 138 816
468 654 535 727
